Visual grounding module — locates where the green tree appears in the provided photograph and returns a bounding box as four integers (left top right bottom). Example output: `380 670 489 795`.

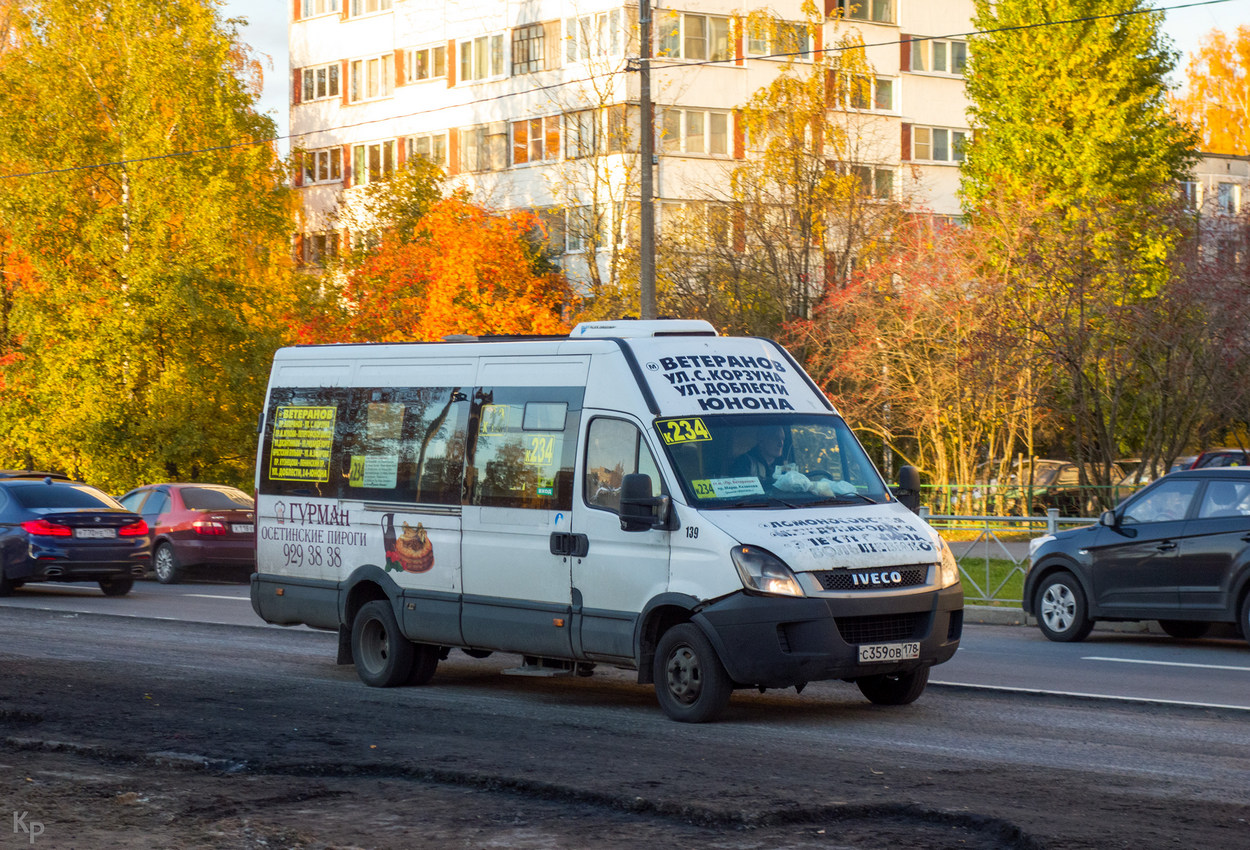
960 0 1199 502
0 0 297 491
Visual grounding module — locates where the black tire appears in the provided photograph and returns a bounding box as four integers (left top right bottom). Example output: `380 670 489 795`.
1035 572 1094 642
653 623 732 723
407 644 440 686
1158 620 1211 640
856 666 930 705
98 578 133 597
0 572 14 597
153 543 181 584
351 600 415 687
1239 593 1250 647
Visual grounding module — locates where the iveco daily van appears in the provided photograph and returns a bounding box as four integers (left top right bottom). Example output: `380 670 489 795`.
251 320 963 721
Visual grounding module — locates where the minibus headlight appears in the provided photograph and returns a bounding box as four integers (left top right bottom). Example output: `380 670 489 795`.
938 538 961 588
731 546 805 598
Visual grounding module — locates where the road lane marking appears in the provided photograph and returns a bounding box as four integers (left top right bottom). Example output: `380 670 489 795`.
182 594 250 601
1083 656 1250 673
930 680 1250 711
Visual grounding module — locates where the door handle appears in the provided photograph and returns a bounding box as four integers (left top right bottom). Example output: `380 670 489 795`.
1156 541 1177 552
549 532 589 558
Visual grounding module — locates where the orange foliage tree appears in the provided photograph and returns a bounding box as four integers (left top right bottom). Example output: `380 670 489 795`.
321 197 575 343
1174 26 1250 155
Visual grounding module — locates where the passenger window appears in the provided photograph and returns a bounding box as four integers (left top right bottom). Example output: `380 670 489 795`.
469 387 582 510
145 491 170 515
118 491 148 512
1197 480 1250 518
262 386 355 498
585 418 661 513
1122 479 1199 525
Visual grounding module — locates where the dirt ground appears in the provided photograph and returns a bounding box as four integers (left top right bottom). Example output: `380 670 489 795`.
2 743 1043 850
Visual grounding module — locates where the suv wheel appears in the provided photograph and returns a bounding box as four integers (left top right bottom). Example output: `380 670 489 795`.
1036 572 1094 642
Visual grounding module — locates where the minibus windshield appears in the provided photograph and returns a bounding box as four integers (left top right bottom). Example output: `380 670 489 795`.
654 413 891 508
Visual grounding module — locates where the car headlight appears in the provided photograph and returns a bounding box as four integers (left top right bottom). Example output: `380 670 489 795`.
731 545 805 597
938 538 961 588
1028 534 1055 565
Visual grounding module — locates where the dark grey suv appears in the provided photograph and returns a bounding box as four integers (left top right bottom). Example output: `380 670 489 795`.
1023 468 1250 645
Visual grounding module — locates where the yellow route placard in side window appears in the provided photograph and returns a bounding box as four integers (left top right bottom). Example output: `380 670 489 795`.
656 417 712 446
268 405 337 482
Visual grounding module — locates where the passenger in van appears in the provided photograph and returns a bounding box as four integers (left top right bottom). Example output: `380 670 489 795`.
732 425 786 481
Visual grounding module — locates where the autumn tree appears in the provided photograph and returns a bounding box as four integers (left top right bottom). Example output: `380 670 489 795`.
0 0 298 491
327 196 574 343
1173 26 1250 155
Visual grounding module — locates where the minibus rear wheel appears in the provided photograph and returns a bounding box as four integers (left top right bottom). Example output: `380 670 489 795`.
653 623 732 723
352 600 415 687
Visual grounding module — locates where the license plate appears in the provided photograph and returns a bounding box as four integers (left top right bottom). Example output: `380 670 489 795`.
74 527 116 539
231 524 255 534
858 641 920 663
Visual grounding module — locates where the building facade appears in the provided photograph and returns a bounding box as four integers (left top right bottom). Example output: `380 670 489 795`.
289 0 975 280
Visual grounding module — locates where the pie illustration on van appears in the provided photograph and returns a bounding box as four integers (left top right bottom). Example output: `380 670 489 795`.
387 521 434 573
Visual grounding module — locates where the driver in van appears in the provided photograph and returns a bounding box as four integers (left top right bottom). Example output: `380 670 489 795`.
732 425 786 481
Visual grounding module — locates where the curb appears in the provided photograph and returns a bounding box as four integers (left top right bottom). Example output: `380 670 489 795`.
964 604 1242 637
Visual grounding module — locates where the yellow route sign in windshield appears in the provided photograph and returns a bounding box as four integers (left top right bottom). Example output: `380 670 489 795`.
656 417 712 445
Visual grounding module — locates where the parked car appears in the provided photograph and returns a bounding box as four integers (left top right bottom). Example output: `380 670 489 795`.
116 483 255 584
980 459 1125 516
1024 467 1250 645
1191 448 1250 469
1170 455 1198 473
0 471 149 596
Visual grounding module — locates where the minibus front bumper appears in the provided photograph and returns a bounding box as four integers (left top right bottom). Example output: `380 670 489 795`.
693 584 963 688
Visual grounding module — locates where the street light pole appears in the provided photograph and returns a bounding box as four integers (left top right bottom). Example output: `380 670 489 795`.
638 0 656 320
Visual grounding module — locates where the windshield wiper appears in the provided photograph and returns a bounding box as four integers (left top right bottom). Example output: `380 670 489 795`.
733 496 801 509
806 493 878 506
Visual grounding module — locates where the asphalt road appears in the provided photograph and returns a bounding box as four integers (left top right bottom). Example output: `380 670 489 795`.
2 595 1249 849
3 579 1248 710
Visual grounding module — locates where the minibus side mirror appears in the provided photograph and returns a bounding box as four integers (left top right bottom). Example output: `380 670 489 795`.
619 473 673 532
892 465 922 514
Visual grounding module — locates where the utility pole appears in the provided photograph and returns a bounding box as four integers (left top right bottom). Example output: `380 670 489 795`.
638 0 656 320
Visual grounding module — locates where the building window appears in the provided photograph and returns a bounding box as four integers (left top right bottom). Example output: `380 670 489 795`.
910 38 968 75
1217 182 1241 215
459 123 508 172
511 116 560 165
832 74 895 111
1180 181 1200 209
657 13 731 61
407 45 447 82
302 232 338 267
912 126 968 163
301 148 342 184
302 63 340 102
743 18 812 61
566 10 624 62
301 0 340 18
566 205 603 253
661 108 730 156
349 55 393 103
406 133 447 166
352 140 396 185
565 110 597 159
459 34 506 82
348 0 391 16
850 165 894 199
836 0 895 24
512 23 545 74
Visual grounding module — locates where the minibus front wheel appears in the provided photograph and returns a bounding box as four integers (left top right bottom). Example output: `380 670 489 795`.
653 624 732 723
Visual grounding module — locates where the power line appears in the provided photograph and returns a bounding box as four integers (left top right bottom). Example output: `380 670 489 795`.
0 0 1238 181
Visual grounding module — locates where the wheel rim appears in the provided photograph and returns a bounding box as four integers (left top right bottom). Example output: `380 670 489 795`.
664 643 703 706
1041 583 1077 633
359 617 390 675
155 548 172 580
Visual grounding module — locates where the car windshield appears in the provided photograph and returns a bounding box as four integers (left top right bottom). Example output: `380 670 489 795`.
181 486 253 510
655 412 889 508
8 482 120 510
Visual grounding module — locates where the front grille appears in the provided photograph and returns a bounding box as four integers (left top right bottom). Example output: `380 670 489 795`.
835 612 928 644
812 566 928 591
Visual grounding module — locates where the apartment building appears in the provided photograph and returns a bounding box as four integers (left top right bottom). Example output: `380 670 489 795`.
1183 153 1250 268
289 0 974 278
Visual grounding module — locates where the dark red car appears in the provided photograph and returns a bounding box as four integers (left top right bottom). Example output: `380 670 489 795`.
117 483 255 584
